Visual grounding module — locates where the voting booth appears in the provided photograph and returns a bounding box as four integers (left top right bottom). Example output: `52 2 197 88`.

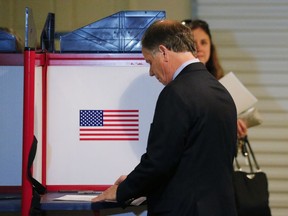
41 10 166 191
0 8 166 215
0 8 166 216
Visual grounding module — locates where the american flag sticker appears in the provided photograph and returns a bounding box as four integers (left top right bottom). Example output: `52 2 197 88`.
79 110 139 141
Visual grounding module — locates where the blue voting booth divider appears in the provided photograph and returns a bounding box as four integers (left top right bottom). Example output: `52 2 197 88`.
0 29 19 52
0 8 165 216
60 10 165 53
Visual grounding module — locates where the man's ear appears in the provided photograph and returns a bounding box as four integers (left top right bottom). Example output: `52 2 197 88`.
159 45 169 61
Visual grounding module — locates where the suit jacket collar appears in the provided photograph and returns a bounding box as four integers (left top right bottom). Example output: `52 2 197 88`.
174 62 207 79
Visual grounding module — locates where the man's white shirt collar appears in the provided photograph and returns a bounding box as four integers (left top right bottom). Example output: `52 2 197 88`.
173 58 200 80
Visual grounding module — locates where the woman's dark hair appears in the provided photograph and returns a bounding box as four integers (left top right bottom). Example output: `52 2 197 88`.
181 19 224 79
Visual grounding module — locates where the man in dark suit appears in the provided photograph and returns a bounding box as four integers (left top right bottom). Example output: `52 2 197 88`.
93 20 238 216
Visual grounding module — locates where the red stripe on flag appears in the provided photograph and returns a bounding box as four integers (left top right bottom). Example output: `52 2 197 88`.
80 128 138 131
80 133 139 136
80 138 139 141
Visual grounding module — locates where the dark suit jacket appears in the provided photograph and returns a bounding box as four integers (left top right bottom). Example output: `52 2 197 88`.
117 62 238 216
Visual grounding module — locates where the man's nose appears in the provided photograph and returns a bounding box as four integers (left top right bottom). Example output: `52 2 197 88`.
196 42 200 50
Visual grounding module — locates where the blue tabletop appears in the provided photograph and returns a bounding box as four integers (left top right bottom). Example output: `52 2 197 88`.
0 194 21 212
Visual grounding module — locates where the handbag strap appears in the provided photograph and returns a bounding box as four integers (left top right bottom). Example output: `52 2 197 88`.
234 136 261 172
243 136 261 171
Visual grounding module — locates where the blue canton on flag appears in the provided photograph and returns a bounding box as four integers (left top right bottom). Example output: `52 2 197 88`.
80 110 104 126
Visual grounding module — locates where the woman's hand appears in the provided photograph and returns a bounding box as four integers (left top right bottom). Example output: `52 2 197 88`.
237 119 247 138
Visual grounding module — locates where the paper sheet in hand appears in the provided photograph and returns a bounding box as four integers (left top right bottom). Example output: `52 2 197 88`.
54 194 147 205
54 194 97 202
219 72 258 114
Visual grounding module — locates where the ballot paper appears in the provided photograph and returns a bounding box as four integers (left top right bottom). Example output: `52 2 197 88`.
54 194 97 202
54 194 146 206
219 72 258 115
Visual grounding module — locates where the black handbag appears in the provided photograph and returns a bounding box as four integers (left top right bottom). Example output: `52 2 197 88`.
233 136 271 216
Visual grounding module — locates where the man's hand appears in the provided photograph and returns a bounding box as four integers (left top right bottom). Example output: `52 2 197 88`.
92 185 118 202
91 175 127 203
